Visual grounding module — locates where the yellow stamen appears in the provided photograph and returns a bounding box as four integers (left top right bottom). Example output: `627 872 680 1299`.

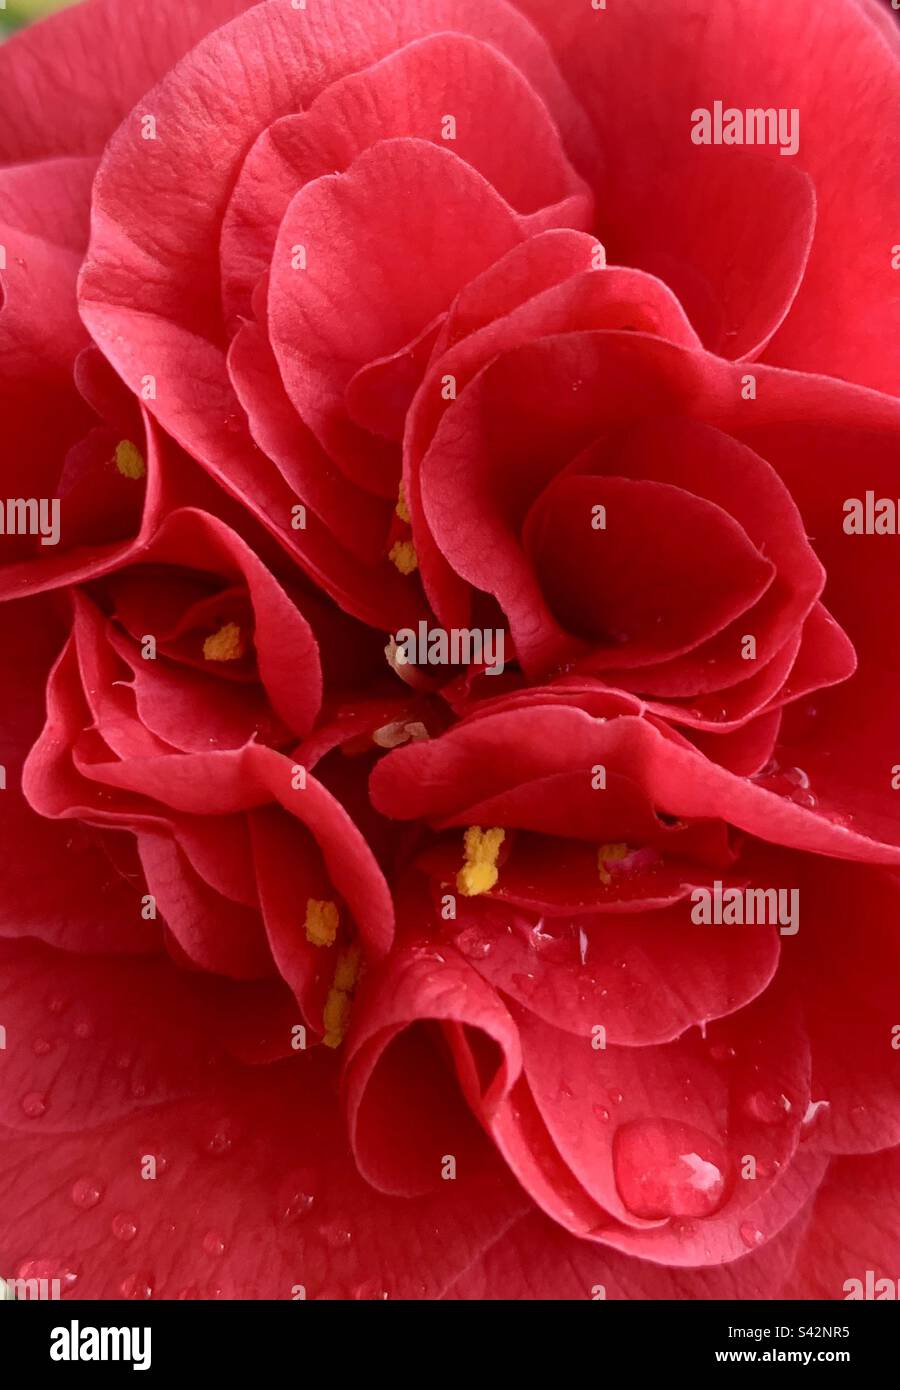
115 440 146 480
456 825 505 897
305 898 339 948
388 539 418 575
202 622 245 662
371 720 429 749
333 943 361 993
323 945 362 1048
597 843 629 885
395 483 411 524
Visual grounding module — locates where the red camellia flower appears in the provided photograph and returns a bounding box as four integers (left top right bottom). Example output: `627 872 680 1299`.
0 0 899 1304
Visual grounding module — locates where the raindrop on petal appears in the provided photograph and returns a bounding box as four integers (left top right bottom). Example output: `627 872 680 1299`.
71 1179 103 1210
112 1214 138 1243
613 1118 730 1219
121 1272 154 1300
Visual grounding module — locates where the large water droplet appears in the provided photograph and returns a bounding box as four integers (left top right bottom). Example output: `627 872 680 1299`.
751 762 818 809
739 1222 765 1249
613 1118 730 1219
71 1178 103 1210
202 1231 226 1257
121 1272 154 1300
112 1213 138 1243
16 1259 78 1292
743 1090 792 1125
21 1092 47 1118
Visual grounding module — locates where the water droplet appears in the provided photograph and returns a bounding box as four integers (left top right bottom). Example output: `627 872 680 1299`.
205 1121 236 1156
16 1259 78 1291
71 1179 103 1210
739 1223 765 1249
709 1044 736 1063
320 1224 352 1250
592 1104 610 1123
21 1092 47 1118
411 945 445 964
282 1190 316 1222
608 1089 623 1106
612 1118 730 1219
202 1231 226 1257
751 762 817 808
32 1037 52 1057
455 927 493 960
73 1019 94 1040
743 1090 792 1125
121 1273 154 1299
351 1279 389 1300
112 1213 138 1243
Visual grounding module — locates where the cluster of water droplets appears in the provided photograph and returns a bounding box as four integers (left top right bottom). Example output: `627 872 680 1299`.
750 760 817 809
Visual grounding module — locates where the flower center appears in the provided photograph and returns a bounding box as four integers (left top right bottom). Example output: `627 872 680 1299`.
305 898 339 948
597 843 630 884
388 539 418 575
323 945 362 1049
456 826 505 897
202 622 245 662
114 440 146 480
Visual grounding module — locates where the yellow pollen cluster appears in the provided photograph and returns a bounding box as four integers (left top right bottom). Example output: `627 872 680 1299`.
323 944 362 1049
371 720 429 750
395 484 411 524
114 440 146 479
456 826 505 897
597 843 629 885
305 898 339 948
388 539 418 575
202 622 245 662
